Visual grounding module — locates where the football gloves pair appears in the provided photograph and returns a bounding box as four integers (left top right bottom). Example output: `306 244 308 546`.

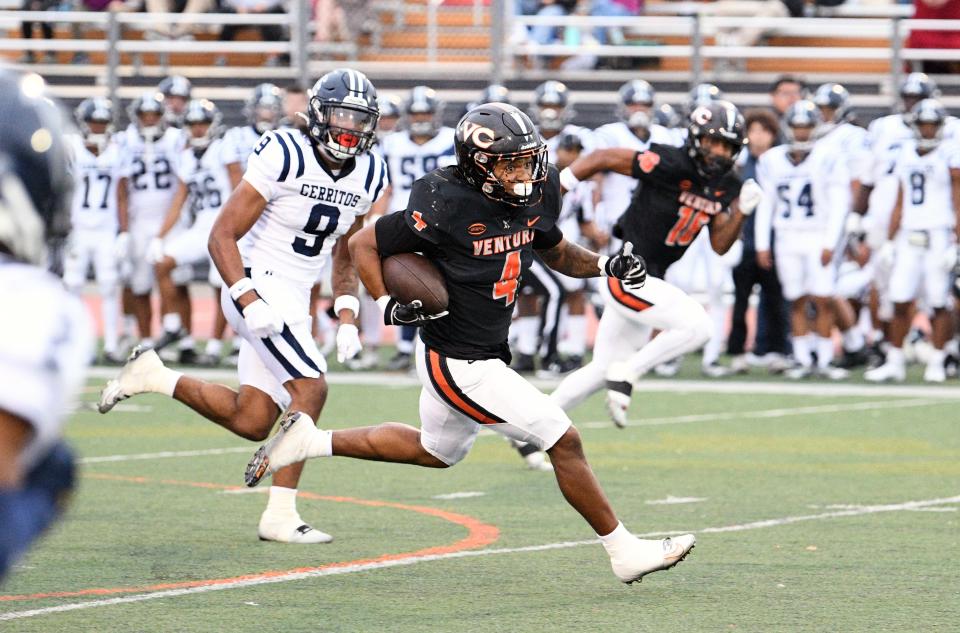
382 298 448 327
604 241 647 289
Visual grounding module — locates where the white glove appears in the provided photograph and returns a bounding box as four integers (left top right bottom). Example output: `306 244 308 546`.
737 179 763 217
876 241 895 271
942 244 960 272
242 299 285 339
114 232 131 260
146 237 165 264
335 323 362 363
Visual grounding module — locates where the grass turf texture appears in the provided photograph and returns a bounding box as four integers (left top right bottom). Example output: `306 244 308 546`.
2 376 958 632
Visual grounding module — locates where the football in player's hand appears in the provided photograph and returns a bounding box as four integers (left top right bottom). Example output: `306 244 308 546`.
382 253 449 315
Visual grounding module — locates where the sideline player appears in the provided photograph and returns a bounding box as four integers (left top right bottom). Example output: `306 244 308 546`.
550 101 763 426
244 102 696 585
98 69 387 543
0 70 92 581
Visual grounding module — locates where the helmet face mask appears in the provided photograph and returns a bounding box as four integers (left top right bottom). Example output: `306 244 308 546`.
403 86 442 139
244 83 282 134
531 80 572 133
812 83 851 132
456 103 547 207
685 100 745 178
307 69 379 162
899 73 940 114
781 100 822 155
908 98 947 151
130 92 166 142
76 97 114 153
617 80 655 128
183 99 223 150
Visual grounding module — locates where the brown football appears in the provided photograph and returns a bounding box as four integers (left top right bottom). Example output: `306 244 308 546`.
382 253 449 315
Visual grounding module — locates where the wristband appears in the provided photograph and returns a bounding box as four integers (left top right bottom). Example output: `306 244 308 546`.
597 255 609 276
559 166 581 191
229 277 256 302
375 296 392 313
333 295 360 318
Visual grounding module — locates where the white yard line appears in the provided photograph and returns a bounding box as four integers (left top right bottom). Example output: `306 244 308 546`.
3 493 957 621
78 447 252 464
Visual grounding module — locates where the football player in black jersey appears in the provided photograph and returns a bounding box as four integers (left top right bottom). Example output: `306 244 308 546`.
244 102 697 584
550 100 764 427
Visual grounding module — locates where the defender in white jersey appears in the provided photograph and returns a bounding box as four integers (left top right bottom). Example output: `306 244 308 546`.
63 97 125 363
222 83 283 189
0 70 92 581
117 91 190 344
100 69 385 543
865 100 960 383
151 99 234 366
755 101 851 378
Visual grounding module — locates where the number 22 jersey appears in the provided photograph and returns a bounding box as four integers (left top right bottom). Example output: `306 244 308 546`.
241 128 389 287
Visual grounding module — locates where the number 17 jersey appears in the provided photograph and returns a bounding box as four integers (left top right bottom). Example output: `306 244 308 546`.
241 128 389 287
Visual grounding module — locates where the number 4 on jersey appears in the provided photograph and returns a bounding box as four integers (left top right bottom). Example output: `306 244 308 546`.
493 250 521 305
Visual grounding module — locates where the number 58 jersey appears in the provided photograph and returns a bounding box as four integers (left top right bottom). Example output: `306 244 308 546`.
241 128 389 287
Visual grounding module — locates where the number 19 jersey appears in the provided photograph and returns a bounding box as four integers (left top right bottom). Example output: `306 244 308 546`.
241 128 388 287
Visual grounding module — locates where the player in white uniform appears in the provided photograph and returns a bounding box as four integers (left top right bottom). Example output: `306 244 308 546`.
0 69 92 581
63 97 126 364
864 100 960 383
754 101 851 379
117 91 189 347
379 86 456 370
158 74 192 130
223 83 283 189
150 99 233 366
99 69 387 543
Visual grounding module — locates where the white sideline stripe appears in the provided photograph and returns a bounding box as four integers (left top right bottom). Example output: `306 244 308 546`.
83 367 960 398
578 397 946 429
3 494 958 621
78 447 252 464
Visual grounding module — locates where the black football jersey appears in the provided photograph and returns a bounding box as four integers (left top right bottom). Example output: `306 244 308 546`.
616 143 743 278
376 165 563 362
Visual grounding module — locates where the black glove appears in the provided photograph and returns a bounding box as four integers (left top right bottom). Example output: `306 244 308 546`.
383 298 448 327
604 241 647 288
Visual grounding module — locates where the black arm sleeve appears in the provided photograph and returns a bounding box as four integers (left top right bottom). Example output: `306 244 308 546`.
532 224 563 250
375 212 436 259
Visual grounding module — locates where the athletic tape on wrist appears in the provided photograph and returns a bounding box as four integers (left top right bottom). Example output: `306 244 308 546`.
333 295 360 317
229 277 256 302
559 167 581 192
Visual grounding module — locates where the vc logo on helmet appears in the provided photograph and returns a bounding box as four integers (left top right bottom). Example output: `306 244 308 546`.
459 121 496 149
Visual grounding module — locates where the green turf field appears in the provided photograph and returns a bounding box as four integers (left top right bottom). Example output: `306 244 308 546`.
2 370 958 632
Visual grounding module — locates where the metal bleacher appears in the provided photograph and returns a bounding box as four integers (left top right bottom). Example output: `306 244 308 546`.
1 0 959 129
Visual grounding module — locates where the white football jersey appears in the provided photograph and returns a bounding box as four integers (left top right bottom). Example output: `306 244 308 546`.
67 135 124 233
754 144 851 252
892 140 960 230
241 128 388 287
175 138 232 220
118 125 184 226
861 114 913 185
221 124 262 171
380 127 455 213
542 124 594 165
0 259 92 470
591 121 677 233
817 122 868 178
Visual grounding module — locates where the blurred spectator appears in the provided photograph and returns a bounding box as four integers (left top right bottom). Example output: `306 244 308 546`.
588 0 639 45
19 0 57 64
281 84 308 132
908 0 960 74
530 0 578 46
728 108 790 372
313 0 349 42
145 0 214 39
216 0 288 66
769 75 805 118
711 0 790 50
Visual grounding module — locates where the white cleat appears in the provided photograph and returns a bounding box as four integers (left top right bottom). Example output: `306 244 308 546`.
258 514 333 544
923 362 946 383
818 366 850 381
605 362 633 428
245 412 316 487
610 534 696 584
523 451 554 472
97 346 165 414
784 364 813 380
864 361 906 383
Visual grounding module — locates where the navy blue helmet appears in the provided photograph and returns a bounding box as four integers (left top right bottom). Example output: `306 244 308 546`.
531 80 574 133
684 83 724 117
0 70 72 266
128 91 166 141
685 99 745 177
403 85 444 138
908 98 948 150
307 68 380 161
455 102 547 207
900 72 939 105
813 82 852 125
158 75 192 100
377 94 402 120
244 83 282 134
617 79 655 129
183 98 223 150
465 84 511 115
75 97 114 152
652 103 680 129
782 100 823 153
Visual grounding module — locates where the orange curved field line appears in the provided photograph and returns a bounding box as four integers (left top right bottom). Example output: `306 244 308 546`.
0 473 500 603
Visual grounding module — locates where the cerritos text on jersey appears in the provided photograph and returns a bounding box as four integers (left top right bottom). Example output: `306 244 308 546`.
299 183 363 207
472 228 536 256
678 190 723 215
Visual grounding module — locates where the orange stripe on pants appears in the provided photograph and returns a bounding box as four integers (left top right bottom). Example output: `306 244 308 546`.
607 277 653 312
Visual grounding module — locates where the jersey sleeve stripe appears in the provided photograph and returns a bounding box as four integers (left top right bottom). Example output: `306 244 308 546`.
273 132 292 182
426 348 508 425
284 131 305 178
363 153 376 193
372 166 387 202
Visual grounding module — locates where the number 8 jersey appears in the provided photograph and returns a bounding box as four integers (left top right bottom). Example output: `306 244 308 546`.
241 128 389 287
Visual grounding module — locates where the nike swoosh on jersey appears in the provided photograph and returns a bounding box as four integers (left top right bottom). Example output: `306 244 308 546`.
526 216 541 227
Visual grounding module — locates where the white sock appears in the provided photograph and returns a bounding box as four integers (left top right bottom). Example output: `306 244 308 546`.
513 316 539 356
816 336 835 369
123 314 138 337
793 334 813 367
101 287 120 354
599 521 635 555
149 366 183 396
162 312 182 334
927 348 946 369
178 336 195 351
265 486 298 517
886 346 905 368
842 327 865 353
306 427 333 459
565 315 587 357
205 338 223 356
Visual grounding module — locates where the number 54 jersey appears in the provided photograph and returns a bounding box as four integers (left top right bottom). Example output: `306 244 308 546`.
241 128 389 287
